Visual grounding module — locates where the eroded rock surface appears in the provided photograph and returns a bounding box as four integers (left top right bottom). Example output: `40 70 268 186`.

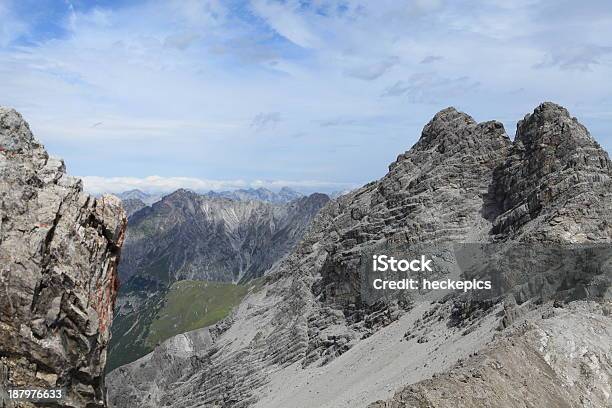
107 103 611 408
369 302 611 408
0 107 127 407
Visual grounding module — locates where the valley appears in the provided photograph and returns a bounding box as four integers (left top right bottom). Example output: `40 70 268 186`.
107 188 328 370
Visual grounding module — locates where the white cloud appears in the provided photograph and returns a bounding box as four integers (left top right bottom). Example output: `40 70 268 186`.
381 73 480 104
535 45 612 71
164 32 200 50
250 112 281 131
250 0 320 48
0 2 28 46
344 56 400 80
420 55 443 64
1 0 612 188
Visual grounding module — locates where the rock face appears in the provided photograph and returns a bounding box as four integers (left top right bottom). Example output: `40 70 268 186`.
106 103 611 408
0 108 127 407
119 189 329 287
492 102 612 240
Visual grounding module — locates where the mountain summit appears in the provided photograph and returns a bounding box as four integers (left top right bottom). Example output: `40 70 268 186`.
107 103 611 408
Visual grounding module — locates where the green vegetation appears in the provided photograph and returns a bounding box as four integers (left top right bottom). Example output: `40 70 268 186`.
106 293 164 373
107 279 252 372
146 280 248 347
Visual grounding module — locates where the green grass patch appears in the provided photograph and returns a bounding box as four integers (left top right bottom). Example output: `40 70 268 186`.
145 280 248 348
108 280 250 371
106 293 164 373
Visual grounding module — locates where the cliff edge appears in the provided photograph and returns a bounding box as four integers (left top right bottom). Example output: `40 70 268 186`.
0 108 127 407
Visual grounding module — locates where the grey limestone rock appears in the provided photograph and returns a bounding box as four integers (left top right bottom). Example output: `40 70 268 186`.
0 107 127 407
107 103 611 408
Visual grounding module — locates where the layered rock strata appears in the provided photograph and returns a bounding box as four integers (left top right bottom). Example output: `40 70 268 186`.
107 103 611 408
0 108 127 407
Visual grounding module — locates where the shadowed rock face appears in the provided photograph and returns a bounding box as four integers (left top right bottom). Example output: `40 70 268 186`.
492 102 612 239
107 102 611 408
0 108 127 407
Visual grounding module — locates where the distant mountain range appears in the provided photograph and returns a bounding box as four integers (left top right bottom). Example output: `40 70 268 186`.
118 187 304 206
203 186 303 203
116 187 306 217
116 189 162 205
119 188 329 287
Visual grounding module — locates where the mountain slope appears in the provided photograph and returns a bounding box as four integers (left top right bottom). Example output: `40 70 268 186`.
106 280 254 373
108 190 328 370
106 103 611 408
369 301 611 408
119 189 329 287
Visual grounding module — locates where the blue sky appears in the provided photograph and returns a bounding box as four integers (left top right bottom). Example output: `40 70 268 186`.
1 0 611 194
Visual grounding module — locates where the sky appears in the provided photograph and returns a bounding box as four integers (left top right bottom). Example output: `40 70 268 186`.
1 0 611 194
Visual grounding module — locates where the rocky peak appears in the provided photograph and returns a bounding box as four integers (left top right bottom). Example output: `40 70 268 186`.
106 103 612 408
0 107 127 407
164 188 197 201
117 189 148 201
0 108 42 152
492 103 612 239
413 107 476 148
375 107 511 240
515 101 602 157
391 107 510 172
117 190 161 206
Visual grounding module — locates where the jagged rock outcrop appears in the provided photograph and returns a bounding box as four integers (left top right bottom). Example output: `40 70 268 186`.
107 103 611 408
0 108 127 407
313 107 511 311
492 102 612 240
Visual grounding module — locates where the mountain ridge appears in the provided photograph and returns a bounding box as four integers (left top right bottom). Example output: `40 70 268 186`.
119 188 330 287
107 102 611 408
